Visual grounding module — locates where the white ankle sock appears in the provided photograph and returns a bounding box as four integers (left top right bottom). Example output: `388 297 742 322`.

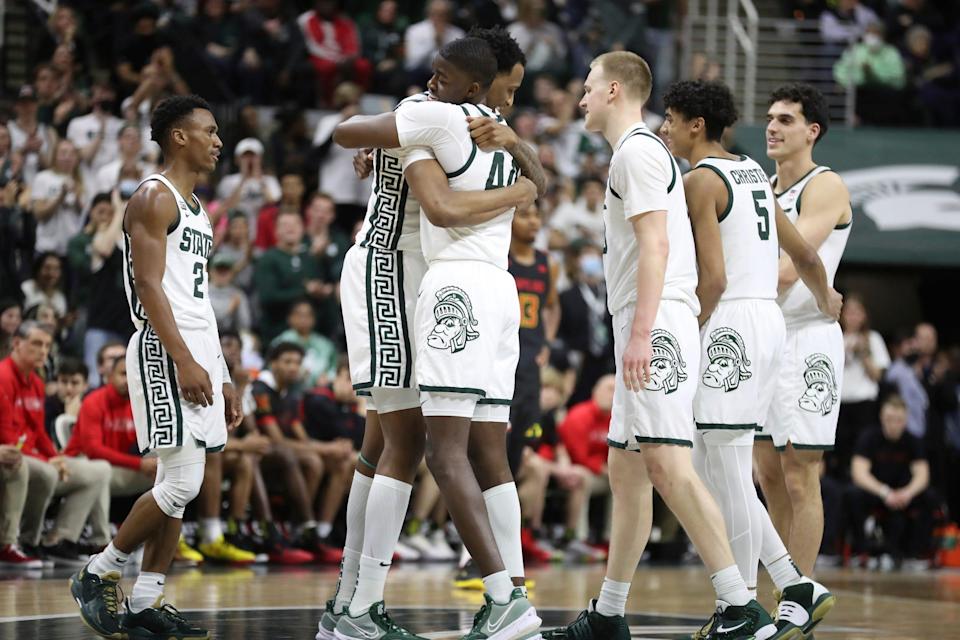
595 577 630 617
200 518 222 544
482 570 514 603
765 553 804 591
349 555 391 616
334 472 373 611
130 572 165 612
711 565 751 606
88 542 129 576
482 482 524 582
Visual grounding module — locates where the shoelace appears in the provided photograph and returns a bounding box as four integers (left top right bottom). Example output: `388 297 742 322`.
159 603 191 626
471 603 490 630
378 609 412 635
694 609 721 639
98 579 124 615
775 600 809 626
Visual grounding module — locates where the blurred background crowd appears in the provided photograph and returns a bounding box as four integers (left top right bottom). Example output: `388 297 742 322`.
1 0 959 572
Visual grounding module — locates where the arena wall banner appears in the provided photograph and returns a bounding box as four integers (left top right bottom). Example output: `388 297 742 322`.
735 126 960 267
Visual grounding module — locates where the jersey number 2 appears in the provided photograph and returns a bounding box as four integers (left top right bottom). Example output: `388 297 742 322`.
192 262 204 299
752 190 770 241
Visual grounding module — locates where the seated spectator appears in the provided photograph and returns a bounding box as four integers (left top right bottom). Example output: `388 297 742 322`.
34 4 94 74
115 3 174 95
834 23 910 125
30 139 88 256
271 300 337 388
0 121 25 186
252 342 347 562
21 252 68 320
297 0 372 106
237 0 312 104
404 0 465 86
66 81 125 179
303 191 348 337
398 463 457 561
93 342 127 392
0 437 40 567
549 177 605 248
255 172 306 252
217 138 281 238
820 0 879 47
267 109 314 179
94 125 152 197
555 374 614 554
7 84 56 184
209 254 253 334
359 0 411 97
193 0 244 80
849 394 939 566
886 0 945 48
834 295 890 478
65 193 133 382
313 84 373 221
303 358 365 450
254 211 326 344
508 0 569 80
215 211 255 292
44 358 88 448
0 321 110 566
195 446 261 564
903 25 960 127
0 301 23 359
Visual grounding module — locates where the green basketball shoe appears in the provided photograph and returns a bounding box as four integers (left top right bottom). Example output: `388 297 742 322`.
771 580 835 639
70 565 125 639
333 601 427 639
542 600 630 640
461 588 541 640
703 599 777 639
122 598 210 639
317 599 345 640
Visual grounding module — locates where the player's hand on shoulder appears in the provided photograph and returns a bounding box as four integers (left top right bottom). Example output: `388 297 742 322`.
353 149 374 179
516 176 537 210
819 287 843 322
466 116 518 152
176 358 214 407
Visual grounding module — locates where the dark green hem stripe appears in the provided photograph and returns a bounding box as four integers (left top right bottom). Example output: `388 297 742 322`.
356 390 372 397
607 438 628 449
755 434 774 441
834 220 852 230
397 252 414 388
698 164 734 222
635 436 693 447
477 398 511 405
419 385 486 397
353 382 374 390
205 444 225 453
696 423 759 430
791 444 835 451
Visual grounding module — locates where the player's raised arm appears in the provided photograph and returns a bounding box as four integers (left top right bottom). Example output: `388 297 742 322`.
684 168 727 325
126 183 213 406
404 158 536 228
333 113 401 150
774 200 843 320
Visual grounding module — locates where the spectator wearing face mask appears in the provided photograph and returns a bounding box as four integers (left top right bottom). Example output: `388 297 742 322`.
217 138 282 239
884 328 928 438
833 22 909 125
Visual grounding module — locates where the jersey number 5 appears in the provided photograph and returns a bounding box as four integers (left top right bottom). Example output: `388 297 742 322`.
752 190 770 241
192 262 204 299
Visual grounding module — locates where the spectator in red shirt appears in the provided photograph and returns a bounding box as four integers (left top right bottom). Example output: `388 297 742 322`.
64 351 156 547
255 172 306 252
0 321 110 566
557 374 614 551
297 0 372 106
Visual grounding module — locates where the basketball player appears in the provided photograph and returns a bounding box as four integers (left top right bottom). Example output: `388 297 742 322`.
70 95 237 639
661 79 840 639
544 54 775 640
334 36 541 640
755 83 851 629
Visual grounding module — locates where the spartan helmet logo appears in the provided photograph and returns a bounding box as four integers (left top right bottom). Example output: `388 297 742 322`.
645 329 687 394
798 353 838 415
702 327 752 392
427 286 479 353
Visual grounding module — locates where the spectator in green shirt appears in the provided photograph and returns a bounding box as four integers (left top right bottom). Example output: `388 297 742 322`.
253 210 329 344
270 299 338 389
834 22 906 89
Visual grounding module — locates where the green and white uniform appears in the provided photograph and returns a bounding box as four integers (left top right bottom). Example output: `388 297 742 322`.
123 174 226 453
760 166 850 450
396 100 521 422
341 93 430 414
693 155 786 444
603 123 700 450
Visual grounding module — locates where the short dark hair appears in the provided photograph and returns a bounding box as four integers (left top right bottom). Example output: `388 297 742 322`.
468 26 526 73
57 357 89 379
90 192 113 209
220 329 241 344
663 80 739 142
882 393 907 411
269 341 305 362
769 83 829 143
97 341 126 367
287 298 314 316
150 94 212 152
32 252 61 279
438 37 497 90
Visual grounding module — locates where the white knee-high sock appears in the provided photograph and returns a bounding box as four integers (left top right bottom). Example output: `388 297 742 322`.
333 471 373 612
759 505 804 590
350 475 411 616
702 442 762 591
482 482 524 582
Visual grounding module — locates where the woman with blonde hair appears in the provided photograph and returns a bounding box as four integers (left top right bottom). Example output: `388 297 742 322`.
30 139 88 256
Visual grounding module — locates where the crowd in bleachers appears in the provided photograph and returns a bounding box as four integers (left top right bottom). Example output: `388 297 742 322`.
1 0 960 574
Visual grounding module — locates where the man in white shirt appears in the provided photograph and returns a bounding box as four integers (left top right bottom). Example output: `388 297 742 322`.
404 0 465 84
66 82 125 180
94 125 153 197
215 138 281 238
549 176 605 247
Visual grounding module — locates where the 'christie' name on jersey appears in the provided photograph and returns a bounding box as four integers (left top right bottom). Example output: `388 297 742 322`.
180 228 213 259
730 168 767 185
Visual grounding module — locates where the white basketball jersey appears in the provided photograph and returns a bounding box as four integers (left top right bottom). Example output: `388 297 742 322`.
603 123 699 316
773 166 851 328
396 101 518 269
695 155 779 301
356 93 429 253
123 174 216 332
